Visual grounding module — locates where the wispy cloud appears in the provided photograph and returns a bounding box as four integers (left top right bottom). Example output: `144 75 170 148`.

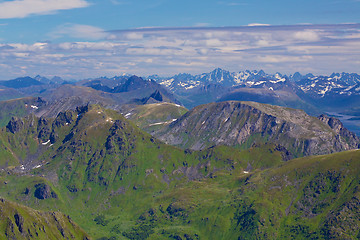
1 24 360 79
50 24 108 40
109 0 130 5
247 23 271 27
0 0 90 19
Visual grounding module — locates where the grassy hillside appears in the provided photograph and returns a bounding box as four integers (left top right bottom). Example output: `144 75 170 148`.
0 105 359 239
0 88 24 101
0 105 284 239
0 97 44 127
0 197 90 239
123 102 188 133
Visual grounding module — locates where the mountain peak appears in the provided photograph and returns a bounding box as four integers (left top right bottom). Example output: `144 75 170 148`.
149 90 163 102
0 76 42 89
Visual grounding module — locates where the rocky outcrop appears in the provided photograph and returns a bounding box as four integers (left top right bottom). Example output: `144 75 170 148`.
53 111 74 128
155 101 359 158
140 90 164 104
6 117 24 134
37 117 51 141
318 114 360 149
34 183 57 200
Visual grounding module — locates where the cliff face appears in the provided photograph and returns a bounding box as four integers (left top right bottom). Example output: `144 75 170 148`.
318 114 360 149
155 101 359 158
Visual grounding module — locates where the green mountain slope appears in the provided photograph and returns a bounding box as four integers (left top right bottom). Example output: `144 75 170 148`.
0 197 90 239
0 104 284 239
0 97 45 127
121 102 188 134
0 88 24 101
240 149 360 239
0 104 359 239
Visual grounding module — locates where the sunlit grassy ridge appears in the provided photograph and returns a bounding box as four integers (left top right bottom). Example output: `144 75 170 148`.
124 102 188 134
0 197 90 239
0 97 41 127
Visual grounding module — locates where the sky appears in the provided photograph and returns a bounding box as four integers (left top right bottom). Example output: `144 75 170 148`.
0 0 360 79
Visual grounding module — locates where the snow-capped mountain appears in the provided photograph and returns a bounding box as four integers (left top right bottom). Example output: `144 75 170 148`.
153 68 291 93
296 73 360 97
152 68 360 98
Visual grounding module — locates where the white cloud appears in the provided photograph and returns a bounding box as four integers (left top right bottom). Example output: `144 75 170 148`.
247 23 271 27
1 24 360 79
0 0 90 19
293 30 320 41
256 55 313 63
50 24 108 40
125 32 144 40
205 39 223 47
256 39 270 47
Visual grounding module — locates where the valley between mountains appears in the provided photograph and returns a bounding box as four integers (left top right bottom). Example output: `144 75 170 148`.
0 70 360 239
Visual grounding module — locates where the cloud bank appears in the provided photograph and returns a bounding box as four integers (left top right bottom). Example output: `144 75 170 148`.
0 0 90 19
0 24 360 79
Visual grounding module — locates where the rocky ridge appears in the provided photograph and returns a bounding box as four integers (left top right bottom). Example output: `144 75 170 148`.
155 101 359 157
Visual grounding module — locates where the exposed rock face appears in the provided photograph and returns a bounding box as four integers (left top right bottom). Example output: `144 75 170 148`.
141 90 164 104
37 117 51 141
34 183 57 200
14 213 24 233
53 111 74 127
149 90 163 102
6 117 24 134
155 101 359 158
318 114 360 149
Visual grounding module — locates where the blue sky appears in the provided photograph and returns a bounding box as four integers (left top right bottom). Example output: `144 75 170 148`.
0 0 360 79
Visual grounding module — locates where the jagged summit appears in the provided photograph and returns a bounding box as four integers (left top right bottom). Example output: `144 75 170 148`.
141 89 163 104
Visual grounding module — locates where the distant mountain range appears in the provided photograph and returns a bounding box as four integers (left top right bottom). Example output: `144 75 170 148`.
151 68 360 110
151 68 360 97
1 68 360 134
150 68 360 134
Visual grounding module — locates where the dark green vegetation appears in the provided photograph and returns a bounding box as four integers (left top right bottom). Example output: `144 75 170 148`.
0 103 359 239
0 197 90 239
